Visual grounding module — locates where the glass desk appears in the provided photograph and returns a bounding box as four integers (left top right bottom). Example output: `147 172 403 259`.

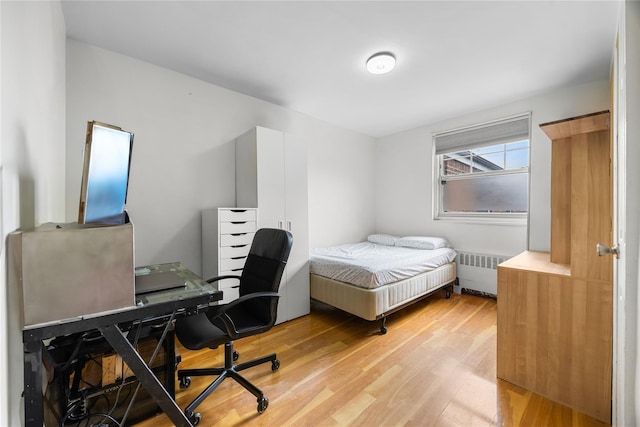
23 262 222 427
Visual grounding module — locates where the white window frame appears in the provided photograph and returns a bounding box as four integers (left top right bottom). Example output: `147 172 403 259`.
432 113 531 225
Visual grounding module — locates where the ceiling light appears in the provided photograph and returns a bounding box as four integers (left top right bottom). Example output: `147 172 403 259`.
366 52 396 75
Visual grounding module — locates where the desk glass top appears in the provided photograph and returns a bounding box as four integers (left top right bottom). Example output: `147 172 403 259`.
134 262 220 306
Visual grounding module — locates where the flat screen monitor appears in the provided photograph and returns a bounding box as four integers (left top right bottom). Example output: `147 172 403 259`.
78 121 134 225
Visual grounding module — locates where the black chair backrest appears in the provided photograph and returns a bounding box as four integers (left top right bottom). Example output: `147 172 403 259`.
239 228 293 323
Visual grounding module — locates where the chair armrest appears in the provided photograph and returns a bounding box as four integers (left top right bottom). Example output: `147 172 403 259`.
208 292 280 338
206 275 240 284
208 292 279 317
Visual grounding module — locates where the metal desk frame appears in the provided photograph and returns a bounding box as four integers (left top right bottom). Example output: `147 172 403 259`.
22 263 222 427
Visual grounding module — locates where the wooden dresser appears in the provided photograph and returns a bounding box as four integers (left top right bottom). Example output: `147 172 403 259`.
497 111 612 423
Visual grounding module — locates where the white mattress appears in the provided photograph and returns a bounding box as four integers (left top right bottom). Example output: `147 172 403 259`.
310 242 457 289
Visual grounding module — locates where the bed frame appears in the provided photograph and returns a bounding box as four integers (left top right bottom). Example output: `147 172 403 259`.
310 262 457 334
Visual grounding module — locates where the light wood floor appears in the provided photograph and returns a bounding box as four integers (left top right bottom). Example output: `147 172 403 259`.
134 292 610 427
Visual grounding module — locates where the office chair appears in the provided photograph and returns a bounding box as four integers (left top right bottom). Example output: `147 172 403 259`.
174 228 293 425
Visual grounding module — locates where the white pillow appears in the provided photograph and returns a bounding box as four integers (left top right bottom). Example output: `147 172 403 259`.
396 236 451 250
367 234 398 246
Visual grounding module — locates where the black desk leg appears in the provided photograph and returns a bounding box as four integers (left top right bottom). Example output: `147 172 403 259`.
99 324 193 427
23 340 44 427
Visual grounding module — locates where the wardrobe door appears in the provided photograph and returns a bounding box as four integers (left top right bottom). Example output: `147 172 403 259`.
254 127 286 231
282 133 310 321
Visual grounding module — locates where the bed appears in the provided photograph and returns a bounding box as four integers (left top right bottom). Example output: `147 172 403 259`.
309 234 458 333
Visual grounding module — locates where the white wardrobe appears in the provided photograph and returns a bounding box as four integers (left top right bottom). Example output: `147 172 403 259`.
235 126 310 324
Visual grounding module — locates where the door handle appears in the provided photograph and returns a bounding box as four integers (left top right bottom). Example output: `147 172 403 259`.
596 243 620 259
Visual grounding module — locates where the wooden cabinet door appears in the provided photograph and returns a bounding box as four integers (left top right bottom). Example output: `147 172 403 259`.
497 261 612 422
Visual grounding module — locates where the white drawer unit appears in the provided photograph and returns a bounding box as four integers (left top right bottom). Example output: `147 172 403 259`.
220 221 256 234
220 245 252 259
202 208 257 303
219 257 248 272
219 209 255 222
220 232 254 247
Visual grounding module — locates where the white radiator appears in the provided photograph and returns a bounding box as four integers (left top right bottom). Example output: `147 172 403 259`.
455 252 513 297
457 252 509 270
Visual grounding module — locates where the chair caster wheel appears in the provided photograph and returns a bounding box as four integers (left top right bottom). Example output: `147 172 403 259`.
187 412 201 425
233 350 239 361
257 396 269 413
179 376 191 389
272 359 280 372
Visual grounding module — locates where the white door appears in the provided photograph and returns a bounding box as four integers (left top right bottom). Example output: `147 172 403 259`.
612 2 639 425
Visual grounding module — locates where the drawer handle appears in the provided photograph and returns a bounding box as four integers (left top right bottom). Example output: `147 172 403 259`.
230 209 247 213
231 221 247 224
231 256 247 260
230 233 247 236
231 245 248 248
231 268 243 272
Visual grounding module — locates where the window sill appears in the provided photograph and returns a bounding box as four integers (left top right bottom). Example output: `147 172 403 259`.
434 214 527 226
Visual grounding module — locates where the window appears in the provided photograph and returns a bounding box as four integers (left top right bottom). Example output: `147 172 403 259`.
434 114 530 221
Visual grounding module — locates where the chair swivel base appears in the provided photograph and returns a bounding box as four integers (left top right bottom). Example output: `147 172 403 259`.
177 341 280 422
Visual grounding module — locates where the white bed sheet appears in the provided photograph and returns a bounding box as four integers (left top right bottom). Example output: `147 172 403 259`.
310 242 457 289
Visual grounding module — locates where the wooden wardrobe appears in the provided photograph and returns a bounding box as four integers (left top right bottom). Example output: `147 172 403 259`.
497 111 612 423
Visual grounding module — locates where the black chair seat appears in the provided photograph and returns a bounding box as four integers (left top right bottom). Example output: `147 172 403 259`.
174 313 224 350
175 305 275 350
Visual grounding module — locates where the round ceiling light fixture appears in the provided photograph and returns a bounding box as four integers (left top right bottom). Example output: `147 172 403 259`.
366 52 396 75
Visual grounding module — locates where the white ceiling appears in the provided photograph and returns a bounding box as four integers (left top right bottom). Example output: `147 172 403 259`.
60 1 620 138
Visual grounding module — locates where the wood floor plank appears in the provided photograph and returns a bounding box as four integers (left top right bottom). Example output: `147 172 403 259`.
133 292 610 427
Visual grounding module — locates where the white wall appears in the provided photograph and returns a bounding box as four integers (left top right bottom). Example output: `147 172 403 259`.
307 126 375 247
66 41 376 275
0 1 4 421
375 81 610 293
1 1 67 425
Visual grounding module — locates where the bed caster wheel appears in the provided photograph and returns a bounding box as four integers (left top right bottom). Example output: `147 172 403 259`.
233 350 239 361
446 290 451 299
257 396 269 413
380 317 388 334
272 359 280 372
179 376 191 389
187 412 201 425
